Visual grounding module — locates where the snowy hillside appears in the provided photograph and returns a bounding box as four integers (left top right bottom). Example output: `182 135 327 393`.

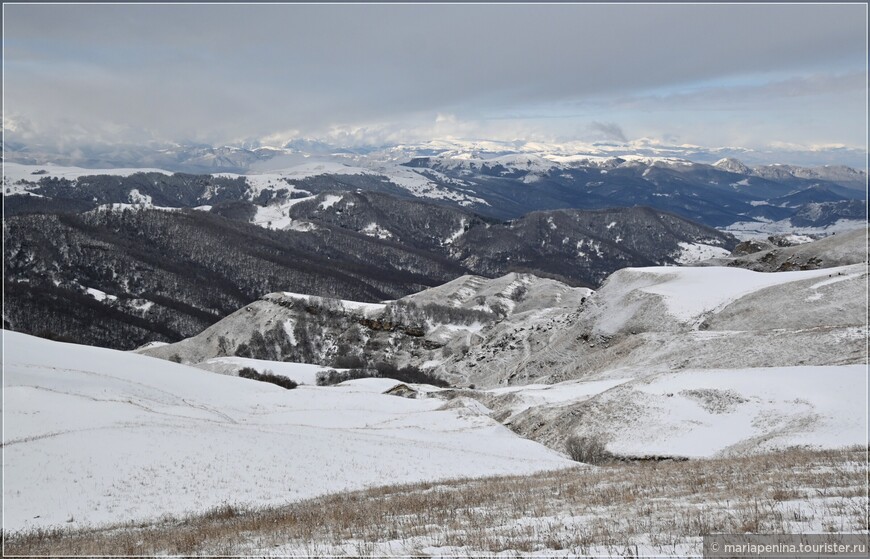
3 160 485 211
502 365 867 458
3 331 573 531
439 262 867 387
401 272 593 316
137 273 593 372
133 255 866 392
585 264 854 335
2 162 174 189
3 231 866 547
192 356 329 384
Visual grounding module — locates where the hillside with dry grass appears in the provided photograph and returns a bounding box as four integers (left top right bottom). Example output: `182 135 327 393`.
6 447 866 556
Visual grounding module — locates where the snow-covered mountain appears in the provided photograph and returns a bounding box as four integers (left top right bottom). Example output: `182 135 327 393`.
5 144 865 235
753 163 867 189
443 261 866 388
6 136 866 170
713 157 752 175
136 272 592 370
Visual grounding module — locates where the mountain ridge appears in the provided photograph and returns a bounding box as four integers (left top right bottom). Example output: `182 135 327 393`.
137 230 867 391
5 154 865 233
4 199 733 349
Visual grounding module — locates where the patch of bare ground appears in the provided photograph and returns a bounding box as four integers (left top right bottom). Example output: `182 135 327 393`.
4 447 867 557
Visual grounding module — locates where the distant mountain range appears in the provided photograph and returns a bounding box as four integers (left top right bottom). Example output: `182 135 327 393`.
4 137 866 172
4 148 866 235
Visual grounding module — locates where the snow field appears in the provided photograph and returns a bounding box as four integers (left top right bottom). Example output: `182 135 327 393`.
3 331 573 531
593 365 867 458
490 364 866 459
193 356 327 385
2 162 174 185
591 264 862 335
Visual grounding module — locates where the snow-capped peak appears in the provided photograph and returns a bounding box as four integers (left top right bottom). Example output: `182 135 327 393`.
713 157 751 175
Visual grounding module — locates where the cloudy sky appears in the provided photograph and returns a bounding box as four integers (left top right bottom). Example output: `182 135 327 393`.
3 3 867 165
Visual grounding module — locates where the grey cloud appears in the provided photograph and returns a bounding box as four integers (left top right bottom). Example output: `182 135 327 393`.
608 72 867 112
3 3 866 153
589 122 627 143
